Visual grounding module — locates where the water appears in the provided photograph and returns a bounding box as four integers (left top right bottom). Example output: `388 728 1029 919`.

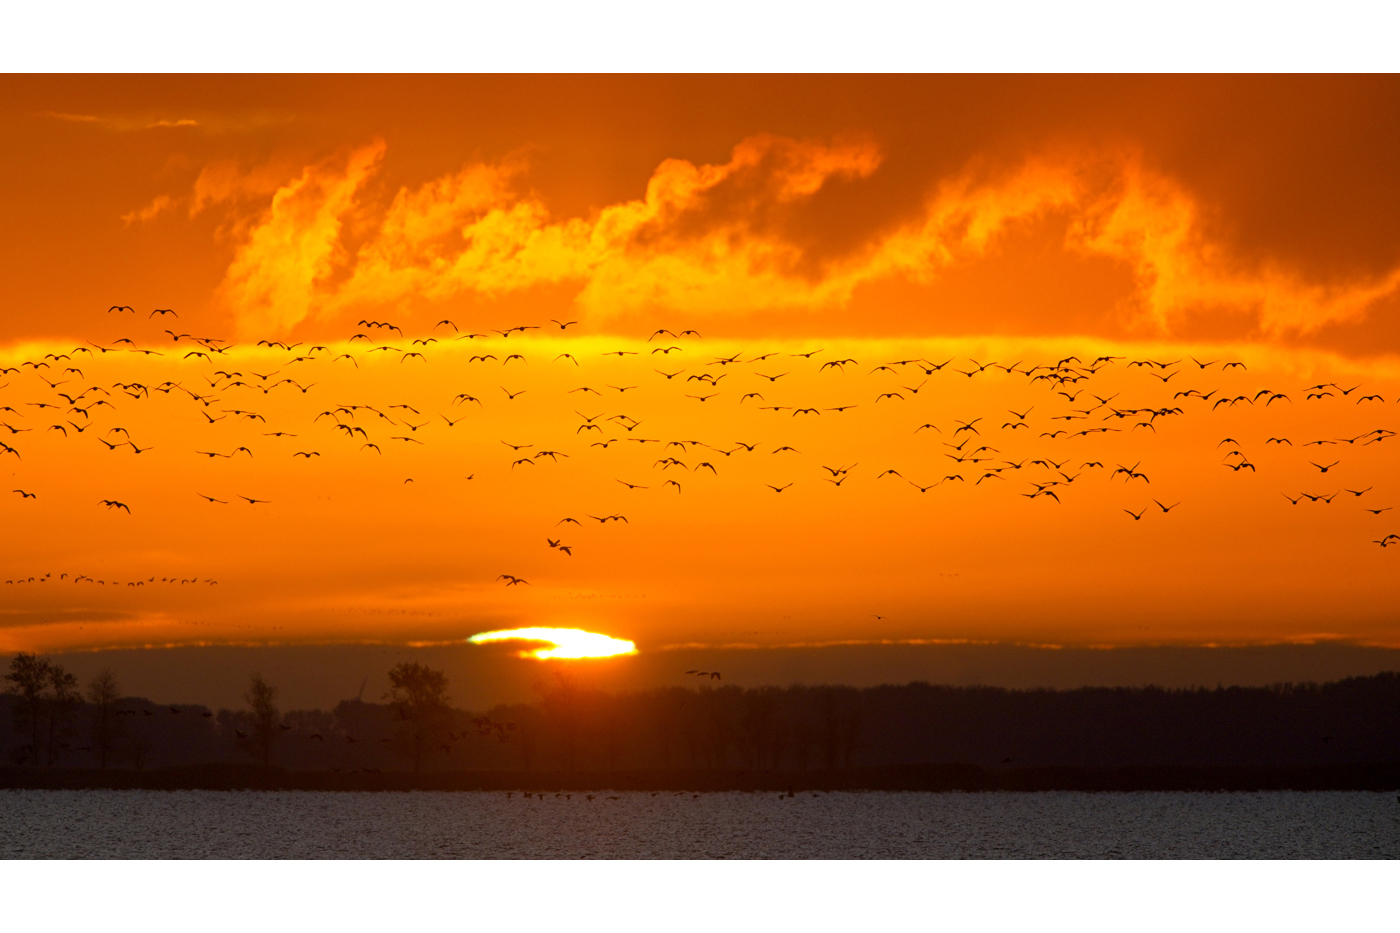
2 789 1396 858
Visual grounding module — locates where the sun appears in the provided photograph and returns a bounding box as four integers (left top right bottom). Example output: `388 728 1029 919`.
467 627 637 660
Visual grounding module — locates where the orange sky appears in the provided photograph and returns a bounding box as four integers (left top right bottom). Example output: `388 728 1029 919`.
2 76 1398 658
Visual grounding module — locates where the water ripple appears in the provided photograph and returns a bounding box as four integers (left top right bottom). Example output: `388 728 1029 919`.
2 789 1397 858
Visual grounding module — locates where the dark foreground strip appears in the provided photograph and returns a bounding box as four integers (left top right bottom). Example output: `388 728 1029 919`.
2 762 1399 792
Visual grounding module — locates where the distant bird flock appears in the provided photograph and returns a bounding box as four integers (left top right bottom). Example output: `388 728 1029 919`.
2 305 1397 599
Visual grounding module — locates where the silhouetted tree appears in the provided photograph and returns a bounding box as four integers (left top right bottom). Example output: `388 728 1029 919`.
2 667 1396 774
127 706 152 770
386 662 451 771
538 671 582 770
793 718 815 770
819 688 862 768
649 689 687 768
40 664 80 766
243 673 280 766
86 669 122 769
5 653 49 765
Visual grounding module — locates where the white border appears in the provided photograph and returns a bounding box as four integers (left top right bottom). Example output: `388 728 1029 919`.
3 0 1397 72
6 860 1397 931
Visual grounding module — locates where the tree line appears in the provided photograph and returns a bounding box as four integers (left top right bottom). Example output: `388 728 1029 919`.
6 652 1399 771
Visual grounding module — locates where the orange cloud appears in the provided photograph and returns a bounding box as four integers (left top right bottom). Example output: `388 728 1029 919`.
218 140 386 336
190 155 307 218
121 194 176 226
40 110 200 132
1073 158 1400 336
201 136 1400 341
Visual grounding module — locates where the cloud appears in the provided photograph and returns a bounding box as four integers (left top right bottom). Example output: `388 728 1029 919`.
216 140 386 336
190 157 300 217
123 152 307 228
203 135 1400 341
1064 155 1400 337
40 110 200 132
121 194 176 226
40 110 99 123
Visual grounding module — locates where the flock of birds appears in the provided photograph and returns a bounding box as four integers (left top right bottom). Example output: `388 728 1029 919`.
5 572 217 587
2 304 1396 609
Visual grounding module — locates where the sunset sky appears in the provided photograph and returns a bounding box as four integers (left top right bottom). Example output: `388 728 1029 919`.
2 76 1398 695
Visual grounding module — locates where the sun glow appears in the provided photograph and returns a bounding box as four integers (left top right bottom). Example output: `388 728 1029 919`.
468 627 638 660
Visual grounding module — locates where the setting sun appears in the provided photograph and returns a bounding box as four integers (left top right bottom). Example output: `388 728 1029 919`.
468 628 638 660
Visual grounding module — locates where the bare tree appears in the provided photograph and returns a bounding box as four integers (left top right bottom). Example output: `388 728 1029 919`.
44 665 81 766
5 653 49 765
243 673 280 766
86 669 122 768
386 662 451 772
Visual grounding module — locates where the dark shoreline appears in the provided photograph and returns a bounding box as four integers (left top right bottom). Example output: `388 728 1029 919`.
3 762 1398 793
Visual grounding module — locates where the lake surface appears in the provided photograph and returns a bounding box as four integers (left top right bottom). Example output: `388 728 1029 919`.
2 789 1396 858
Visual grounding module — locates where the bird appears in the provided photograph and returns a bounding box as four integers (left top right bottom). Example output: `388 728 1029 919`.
12 489 35 499
766 483 792 493
1124 508 1146 520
